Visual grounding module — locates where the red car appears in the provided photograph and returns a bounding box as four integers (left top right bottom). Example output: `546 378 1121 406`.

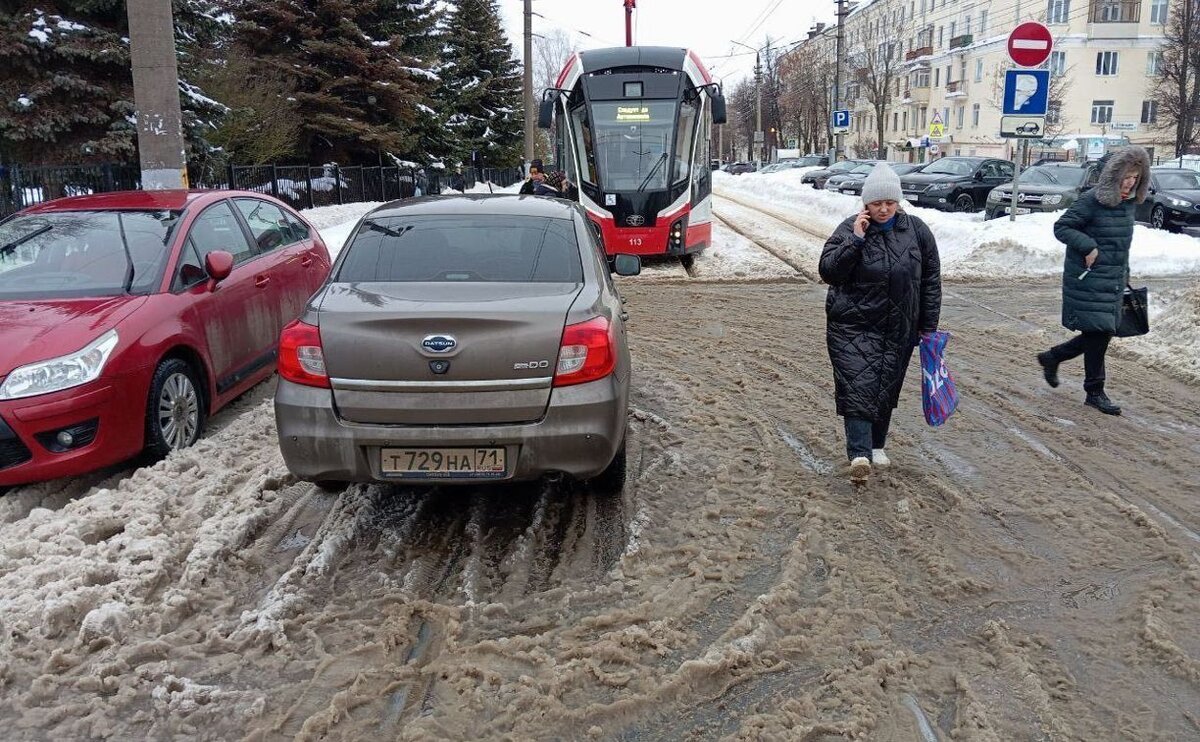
0 190 332 487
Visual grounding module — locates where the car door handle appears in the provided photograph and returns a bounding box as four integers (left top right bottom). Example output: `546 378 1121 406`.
255 275 271 288
301 254 314 267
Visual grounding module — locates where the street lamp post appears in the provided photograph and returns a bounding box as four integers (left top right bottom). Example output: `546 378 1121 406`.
731 40 764 169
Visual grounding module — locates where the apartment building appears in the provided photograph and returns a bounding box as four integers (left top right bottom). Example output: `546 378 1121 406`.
824 0 1173 162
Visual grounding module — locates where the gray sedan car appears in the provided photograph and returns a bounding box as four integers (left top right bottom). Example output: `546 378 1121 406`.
274 195 639 492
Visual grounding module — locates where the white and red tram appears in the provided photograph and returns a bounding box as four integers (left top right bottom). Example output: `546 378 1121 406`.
539 47 727 263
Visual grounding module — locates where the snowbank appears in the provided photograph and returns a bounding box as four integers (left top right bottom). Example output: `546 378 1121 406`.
715 169 1200 279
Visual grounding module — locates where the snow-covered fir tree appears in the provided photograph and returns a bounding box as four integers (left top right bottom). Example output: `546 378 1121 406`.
0 1 226 164
437 0 523 166
230 0 441 165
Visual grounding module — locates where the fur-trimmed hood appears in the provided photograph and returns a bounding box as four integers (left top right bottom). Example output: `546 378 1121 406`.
1095 146 1151 207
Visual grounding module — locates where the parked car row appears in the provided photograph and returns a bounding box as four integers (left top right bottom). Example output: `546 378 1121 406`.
800 155 1195 231
1 189 641 493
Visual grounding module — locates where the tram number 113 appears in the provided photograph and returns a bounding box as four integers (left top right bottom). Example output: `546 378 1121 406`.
628 237 643 247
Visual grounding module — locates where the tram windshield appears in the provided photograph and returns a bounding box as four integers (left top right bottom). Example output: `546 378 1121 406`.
586 100 680 191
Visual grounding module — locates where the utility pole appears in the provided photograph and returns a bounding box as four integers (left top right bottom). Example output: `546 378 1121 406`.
833 0 847 162
625 0 637 47
126 0 187 189
754 52 763 168
523 0 535 172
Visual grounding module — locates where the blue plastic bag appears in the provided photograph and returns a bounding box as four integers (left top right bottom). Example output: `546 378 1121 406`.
919 331 959 427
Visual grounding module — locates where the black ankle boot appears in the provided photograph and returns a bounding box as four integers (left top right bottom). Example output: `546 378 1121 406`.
1037 352 1060 388
1085 392 1121 416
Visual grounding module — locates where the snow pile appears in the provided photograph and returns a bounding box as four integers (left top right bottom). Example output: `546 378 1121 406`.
716 169 1200 279
1120 281 1200 384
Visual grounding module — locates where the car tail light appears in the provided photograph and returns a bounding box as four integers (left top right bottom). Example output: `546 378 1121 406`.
554 316 616 388
278 320 330 388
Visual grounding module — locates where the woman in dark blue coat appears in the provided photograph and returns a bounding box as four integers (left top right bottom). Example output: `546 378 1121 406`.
820 163 942 482
1037 147 1151 416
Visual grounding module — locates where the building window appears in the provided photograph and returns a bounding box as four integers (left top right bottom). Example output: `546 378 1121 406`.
1050 50 1067 75
980 9 988 33
1147 51 1163 75
1048 0 1071 23
965 17 972 35
950 21 957 38
956 105 965 128
919 107 927 129
1151 0 1168 22
1141 100 1158 123
972 103 980 127
1096 51 1120 76
943 106 950 127
1091 100 1114 124
903 110 909 130
1048 100 1062 124
1093 0 1143 23
938 25 944 46
935 68 940 87
975 59 984 81
894 112 900 130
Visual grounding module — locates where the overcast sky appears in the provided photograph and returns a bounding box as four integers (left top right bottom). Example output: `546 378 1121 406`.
498 0 839 88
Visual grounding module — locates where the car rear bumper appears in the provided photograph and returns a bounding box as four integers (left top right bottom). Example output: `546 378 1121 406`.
274 374 628 485
0 376 146 487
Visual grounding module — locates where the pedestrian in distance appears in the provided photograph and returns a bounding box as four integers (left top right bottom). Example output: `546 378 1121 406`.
1036 146 1152 416
449 166 466 193
518 159 546 195
819 163 943 483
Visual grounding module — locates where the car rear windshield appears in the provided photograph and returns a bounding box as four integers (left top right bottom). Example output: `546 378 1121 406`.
0 209 182 300
336 215 583 283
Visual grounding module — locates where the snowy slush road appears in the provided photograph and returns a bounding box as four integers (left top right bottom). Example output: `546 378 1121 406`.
2 186 1199 738
2 274 1199 739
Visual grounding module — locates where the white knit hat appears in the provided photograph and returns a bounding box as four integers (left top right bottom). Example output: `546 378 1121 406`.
861 163 903 205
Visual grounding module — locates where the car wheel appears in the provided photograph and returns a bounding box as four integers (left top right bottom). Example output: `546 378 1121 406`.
1151 205 1166 230
587 436 627 496
954 193 975 212
144 358 205 459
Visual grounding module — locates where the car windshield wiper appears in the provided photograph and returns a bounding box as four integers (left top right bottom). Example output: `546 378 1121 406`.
116 213 136 292
0 224 52 258
366 221 411 238
638 153 668 193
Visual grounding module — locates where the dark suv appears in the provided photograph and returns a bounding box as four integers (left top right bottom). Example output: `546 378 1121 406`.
900 157 1015 212
985 161 1102 220
1138 167 1200 232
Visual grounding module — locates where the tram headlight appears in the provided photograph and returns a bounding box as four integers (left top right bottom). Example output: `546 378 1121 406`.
670 217 686 251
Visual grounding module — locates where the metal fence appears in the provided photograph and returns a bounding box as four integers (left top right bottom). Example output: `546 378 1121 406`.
0 162 527 218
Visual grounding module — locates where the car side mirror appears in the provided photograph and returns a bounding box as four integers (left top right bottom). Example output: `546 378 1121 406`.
204 250 234 289
612 254 641 277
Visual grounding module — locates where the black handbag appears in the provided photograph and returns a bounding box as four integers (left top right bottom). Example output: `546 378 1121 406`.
1116 284 1149 338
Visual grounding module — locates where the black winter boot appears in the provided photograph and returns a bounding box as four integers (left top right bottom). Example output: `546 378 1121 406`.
1085 392 1121 416
1036 352 1060 388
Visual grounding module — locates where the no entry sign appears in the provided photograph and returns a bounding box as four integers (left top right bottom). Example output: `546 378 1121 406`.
1007 22 1053 67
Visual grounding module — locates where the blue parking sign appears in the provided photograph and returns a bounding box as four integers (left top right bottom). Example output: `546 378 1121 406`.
1002 69 1050 116
832 109 851 131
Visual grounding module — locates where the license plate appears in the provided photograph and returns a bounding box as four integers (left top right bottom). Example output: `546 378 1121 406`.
1003 207 1032 215
903 191 920 198
380 447 506 478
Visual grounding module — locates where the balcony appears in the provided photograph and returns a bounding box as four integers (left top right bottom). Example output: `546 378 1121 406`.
945 80 967 98
903 86 931 105
1090 0 1141 23
1089 0 1143 37
949 34 974 50
906 45 933 62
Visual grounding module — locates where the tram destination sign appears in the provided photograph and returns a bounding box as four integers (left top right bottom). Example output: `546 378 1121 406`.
616 105 651 122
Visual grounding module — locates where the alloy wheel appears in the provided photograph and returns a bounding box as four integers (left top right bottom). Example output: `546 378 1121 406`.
157 372 200 450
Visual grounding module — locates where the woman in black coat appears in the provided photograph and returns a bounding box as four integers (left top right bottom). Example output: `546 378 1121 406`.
819 163 942 482
1036 147 1151 416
